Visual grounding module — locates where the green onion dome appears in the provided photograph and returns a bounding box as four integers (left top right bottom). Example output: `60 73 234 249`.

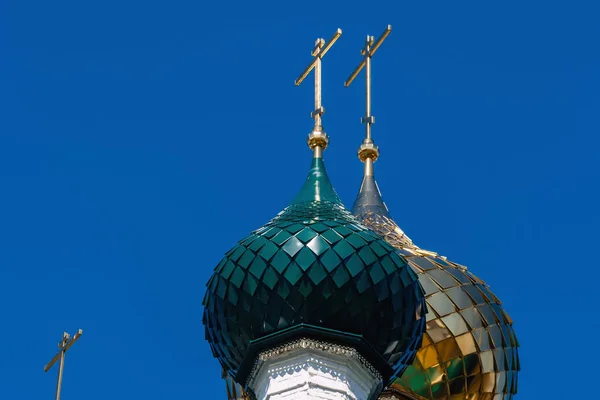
202 154 427 387
352 173 520 400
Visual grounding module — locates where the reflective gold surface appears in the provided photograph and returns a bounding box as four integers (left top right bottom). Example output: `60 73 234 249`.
354 211 520 400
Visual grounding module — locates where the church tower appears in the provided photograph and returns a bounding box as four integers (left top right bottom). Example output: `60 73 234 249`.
208 25 519 400
202 29 427 400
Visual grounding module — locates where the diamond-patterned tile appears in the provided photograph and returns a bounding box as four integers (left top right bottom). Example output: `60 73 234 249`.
207 159 427 398
354 210 520 400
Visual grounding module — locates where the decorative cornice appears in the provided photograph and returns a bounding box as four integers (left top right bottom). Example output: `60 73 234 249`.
246 337 383 388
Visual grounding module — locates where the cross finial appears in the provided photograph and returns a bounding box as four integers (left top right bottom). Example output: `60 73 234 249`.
345 25 392 175
44 329 83 400
295 28 342 157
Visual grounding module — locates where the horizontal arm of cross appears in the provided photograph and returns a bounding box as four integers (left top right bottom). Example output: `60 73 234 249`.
344 58 367 87
44 330 83 372
344 25 392 87
295 28 342 86
365 25 392 57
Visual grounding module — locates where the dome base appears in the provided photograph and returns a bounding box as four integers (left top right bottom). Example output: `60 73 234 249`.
236 324 394 386
248 338 383 400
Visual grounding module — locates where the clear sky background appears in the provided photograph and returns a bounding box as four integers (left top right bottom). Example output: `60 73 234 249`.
1 1 598 399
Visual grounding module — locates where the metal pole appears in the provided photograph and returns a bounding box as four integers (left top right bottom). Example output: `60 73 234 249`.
55 349 65 400
54 333 68 400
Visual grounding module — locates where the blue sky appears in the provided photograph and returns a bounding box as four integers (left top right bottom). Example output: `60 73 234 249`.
1 1 598 398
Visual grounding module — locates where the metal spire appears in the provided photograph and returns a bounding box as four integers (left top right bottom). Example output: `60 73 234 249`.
295 28 342 158
44 329 83 400
345 25 392 176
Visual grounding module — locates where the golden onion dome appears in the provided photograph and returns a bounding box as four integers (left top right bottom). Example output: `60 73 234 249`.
352 168 520 400
343 23 519 397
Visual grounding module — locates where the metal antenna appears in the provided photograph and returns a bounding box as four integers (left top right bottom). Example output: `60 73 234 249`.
44 329 83 400
345 25 392 175
295 28 342 157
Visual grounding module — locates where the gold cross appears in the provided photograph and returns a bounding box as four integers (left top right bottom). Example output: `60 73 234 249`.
295 29 342 137
345 25 392 143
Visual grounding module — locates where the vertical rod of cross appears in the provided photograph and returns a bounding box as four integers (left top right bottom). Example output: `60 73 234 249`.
44 329 83 400
54 333 68 400
313 38 325 131
364 35 373 141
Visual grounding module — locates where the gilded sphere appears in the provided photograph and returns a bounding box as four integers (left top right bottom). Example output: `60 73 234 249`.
354 210 520 400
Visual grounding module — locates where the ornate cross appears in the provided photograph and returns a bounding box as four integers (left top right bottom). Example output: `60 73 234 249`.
345 25 392 143
295 28 342 140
